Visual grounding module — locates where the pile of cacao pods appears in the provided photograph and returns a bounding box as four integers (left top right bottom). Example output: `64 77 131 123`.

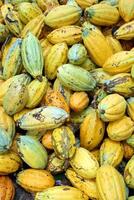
0 0 134 199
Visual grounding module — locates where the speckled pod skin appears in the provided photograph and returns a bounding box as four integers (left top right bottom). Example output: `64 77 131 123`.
0 176 15 200
124 155 134 188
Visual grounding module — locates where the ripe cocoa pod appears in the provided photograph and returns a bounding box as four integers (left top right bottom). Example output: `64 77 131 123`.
0 176 15 200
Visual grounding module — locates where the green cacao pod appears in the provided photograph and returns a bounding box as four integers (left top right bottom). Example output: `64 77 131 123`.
17 135 48 169
21 32 44 79
57 64 96 91
18 106 69 131
0 23 9 43
126 134 134 148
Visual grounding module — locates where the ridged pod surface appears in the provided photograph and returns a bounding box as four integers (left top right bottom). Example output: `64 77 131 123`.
70 92 89 112
57 64 96 91
105 35 123 54
80 108 105 150
44 5 82 28
40 38 52 60
45 42 68 80
47 25 82 45
36 0 59 11
21 32 43 79
65 168 98 199
45 89 70 113
21 14 45 38
98 94 126 122
18 106 69 131
26 77 48 108
114 20 134 40
13 109 32 122
35 186 89 200
119 0 134 22
103 51 134 75
47 152 69 174
17 135 48 169
16 2 42 24
85 4 119 26
80 57 96 71
105 73 134 97
70 147 99 179
107 116 134 141
3 74 30 115
0 106 15 139
52 126 76 159
0 151 21 175
100 0 119 6
0 176 15 200
2 37 22 80
127 97 134 121
124 155 134 188
76 0 98 9
17 169 55 192
82 22 113 66
1 4 22 36
96 165 126 200
100 138 124 167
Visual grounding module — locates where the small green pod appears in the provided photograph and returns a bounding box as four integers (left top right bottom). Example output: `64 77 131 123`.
17 135 48 169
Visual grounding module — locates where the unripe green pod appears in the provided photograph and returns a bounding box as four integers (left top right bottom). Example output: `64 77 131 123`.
0 127 12 154
0 23 9 43
17 135 48 169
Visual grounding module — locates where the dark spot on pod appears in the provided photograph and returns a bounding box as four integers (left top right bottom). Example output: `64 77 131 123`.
63 187 70 191
112 26 119 36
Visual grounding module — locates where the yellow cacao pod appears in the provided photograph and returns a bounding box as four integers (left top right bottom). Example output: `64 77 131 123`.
105 73 134 97
45 42 68 80
0 151 21 175
107 116 134 141
44 89 70 113
21 14 45 38
26 77 48 108
0 176 15 200
82 22 113 66
123 142 134 160
2 37 22 80
70 92 89 112
17 135 48 169
114 20 134 40
75 0 98 9
85 4 119 26
44 5 82 28
119 0 134 22
127 97 134 121
0 106 15 139
105 35 123 54
70 147 99 179
17 169 55 192
96 165 126 200
98 94 126 122
100 138 124 167
103 51 134 75
36 0 59 11
52 126 76 159
42 130 53 150
18 106 69 131
35 186 89 200
124 155 134 188
80 108 105 151
47 152 69 174
1 4 22 36
65 168 98 199
47 25 82 45
16 2 42 24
